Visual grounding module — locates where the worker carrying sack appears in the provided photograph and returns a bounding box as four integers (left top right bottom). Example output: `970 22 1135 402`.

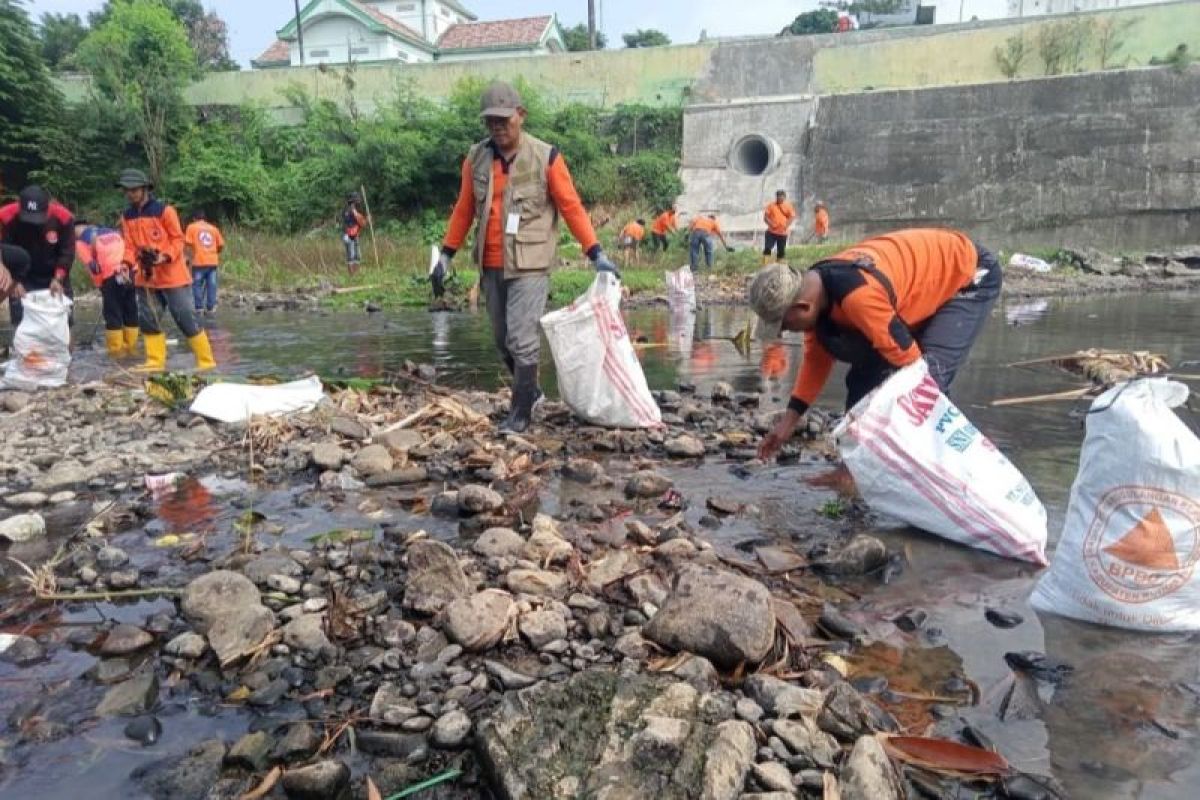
832 360 1049 564
1031 379 1200 631
2 290 73 390
665 265 696 312
541 272 662 429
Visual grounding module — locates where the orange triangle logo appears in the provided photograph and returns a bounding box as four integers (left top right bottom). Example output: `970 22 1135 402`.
1102 508 1181 570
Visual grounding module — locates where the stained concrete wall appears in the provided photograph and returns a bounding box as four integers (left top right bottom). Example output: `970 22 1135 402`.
802 66 1200 249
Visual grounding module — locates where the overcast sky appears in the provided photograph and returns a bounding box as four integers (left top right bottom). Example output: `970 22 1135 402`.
33 0 814 66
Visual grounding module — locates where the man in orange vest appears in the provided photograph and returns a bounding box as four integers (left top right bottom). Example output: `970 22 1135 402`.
650 205 677 253
750 228 1002 460
762 190 797 265
812 201 830 243
116 169 216 372
184 210 225 315
688 213 732 271
618 218 646 266
342 193 366 274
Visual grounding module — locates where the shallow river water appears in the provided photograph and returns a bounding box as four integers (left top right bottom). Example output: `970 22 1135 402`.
3 292 1199 799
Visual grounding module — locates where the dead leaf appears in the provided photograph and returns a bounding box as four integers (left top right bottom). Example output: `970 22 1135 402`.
878 733 1010 777
239 765 282 800
647 651 692 673
367 776 382 800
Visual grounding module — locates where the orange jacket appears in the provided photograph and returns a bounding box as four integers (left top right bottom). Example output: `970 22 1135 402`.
120 197 189 290
791 229 978 408
75 226 125 287
621 221 645 242
184 221 224 268
764 201 797 236
651 210 676 236
443 145 598 269
690 217 722 236
814 207 830 237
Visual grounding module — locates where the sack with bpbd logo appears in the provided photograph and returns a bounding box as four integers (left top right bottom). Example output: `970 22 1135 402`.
832 361 1048 564
1032 379 1200 631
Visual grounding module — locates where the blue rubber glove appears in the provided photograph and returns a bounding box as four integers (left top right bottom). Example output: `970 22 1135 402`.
592 249 620 279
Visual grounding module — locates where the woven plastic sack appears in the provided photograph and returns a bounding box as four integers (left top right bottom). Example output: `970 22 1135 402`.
665 265 696 312
832 360 1048 564
1031 379 1200 631
540 273 661 429
2 290 72 389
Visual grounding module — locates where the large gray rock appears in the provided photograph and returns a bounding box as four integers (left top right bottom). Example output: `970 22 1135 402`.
814 534 888 575
0 511 46 542
473 527 526 558
134 739 226 800
311 442 347 470
96 670 159 717
840 735 903 800
351 444 394 476
771 718 839 769
281 613 334 656
458 483 504 514
480 670 753 800
744 674 823 719
518 607 568 649
664 435 706 458
505 568 569 598
404 539 469 614
182 571 276 666
643 565 775 669
443 590 514 651
702 720 756 800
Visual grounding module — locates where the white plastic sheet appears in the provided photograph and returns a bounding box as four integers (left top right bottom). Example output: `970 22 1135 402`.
833 361 1048 564
665 265 697 312
1031 379 1200 631
189 375 325 424
541 273 662 429
2 290 72 389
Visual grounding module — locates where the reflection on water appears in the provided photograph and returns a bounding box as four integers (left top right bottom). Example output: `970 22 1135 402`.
33 291 1200 798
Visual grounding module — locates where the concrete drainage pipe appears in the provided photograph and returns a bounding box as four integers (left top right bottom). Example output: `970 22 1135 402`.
730 134 778 176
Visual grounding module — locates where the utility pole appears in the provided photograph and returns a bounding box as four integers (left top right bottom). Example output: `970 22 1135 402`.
587 0 597 49
294 0 305 65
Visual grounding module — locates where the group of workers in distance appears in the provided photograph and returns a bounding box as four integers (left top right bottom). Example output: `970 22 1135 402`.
1 79 997 466
0 170 224 370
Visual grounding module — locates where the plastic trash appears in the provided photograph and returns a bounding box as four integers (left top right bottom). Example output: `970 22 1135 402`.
541 273 662 429
833 361 1048 564
1031 379 1200 631
1008 253 1053 273
189 375 325 424
144 473 186 494
2 290 72 389
665 265 697 312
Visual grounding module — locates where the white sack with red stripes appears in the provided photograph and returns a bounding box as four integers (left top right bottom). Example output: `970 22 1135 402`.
665 265 696 312
832 361 1048 564
1031 379 1200 631
540 272 663 429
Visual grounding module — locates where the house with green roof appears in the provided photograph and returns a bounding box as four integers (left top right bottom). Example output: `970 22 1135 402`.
251 0 565 68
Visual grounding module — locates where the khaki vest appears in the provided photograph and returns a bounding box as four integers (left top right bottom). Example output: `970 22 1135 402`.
468 133 559 278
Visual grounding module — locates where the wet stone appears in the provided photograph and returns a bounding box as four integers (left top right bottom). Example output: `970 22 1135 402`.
274 722 321 762
355 730 428 759
840 734 902 800
484 660 538 690
817 682 898 742
892 608 928 633
133 739 226 800
311 442 347 470
89 658 136 685
109 569 140 589
280 759 352 800
226 731 272 772
404 540 469 614
1 635 45 666
458 484 504 514
97 670 159 717
365 466 428 487
625 471 673 498
124 715 162 746
6 491 48 508
814 534 888 575
986 608 1025 629
164 632 207 659
330 416 368 440
99 624 154 656
96 545 130 569
664 435 706 458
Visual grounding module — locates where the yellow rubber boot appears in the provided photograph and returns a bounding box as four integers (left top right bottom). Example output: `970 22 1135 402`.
187 331 216 372
761 254 771 267
122 326 140 356
135 332 167 373
104 330 125 358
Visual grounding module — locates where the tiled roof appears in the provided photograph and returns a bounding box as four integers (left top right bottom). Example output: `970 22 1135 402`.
438 15 552 51
252 39 291 66
348 0 428 45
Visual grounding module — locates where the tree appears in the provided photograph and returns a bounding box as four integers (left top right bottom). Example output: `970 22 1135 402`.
780 10 839 36
993 33 1028 79
1095 17 1138 69
0 0 65 189
89 0 236 71
622 29 671 48
76 0 198 186
38 12 88 71
562 23 606 51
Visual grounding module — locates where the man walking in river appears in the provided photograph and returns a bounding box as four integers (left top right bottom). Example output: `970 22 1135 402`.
436 81 618 434
750 228 1001 462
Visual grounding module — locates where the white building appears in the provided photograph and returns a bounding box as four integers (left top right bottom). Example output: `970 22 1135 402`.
838 0 1174 27
252 0 565 68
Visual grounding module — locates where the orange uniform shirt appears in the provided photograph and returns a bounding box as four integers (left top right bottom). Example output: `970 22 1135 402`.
120 198 189 290
443 144 599 269
621 221 645 242
651 210 676 235
764 201 797 236
814 207 830 237
184 221 224 268
691 217 722 236
791 229 979 407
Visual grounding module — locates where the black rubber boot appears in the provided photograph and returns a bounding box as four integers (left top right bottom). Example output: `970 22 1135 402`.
500 364 539 434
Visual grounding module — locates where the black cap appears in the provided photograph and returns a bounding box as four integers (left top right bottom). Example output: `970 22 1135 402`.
116 168 153 189
17 185 50 225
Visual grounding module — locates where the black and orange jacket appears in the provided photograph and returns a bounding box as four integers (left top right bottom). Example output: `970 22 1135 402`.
0 200 75 290
120 197 190 290
790 229 978 412
442 142 599 269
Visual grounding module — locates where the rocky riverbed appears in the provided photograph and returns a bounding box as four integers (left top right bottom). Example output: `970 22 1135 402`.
2 369 1065 799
